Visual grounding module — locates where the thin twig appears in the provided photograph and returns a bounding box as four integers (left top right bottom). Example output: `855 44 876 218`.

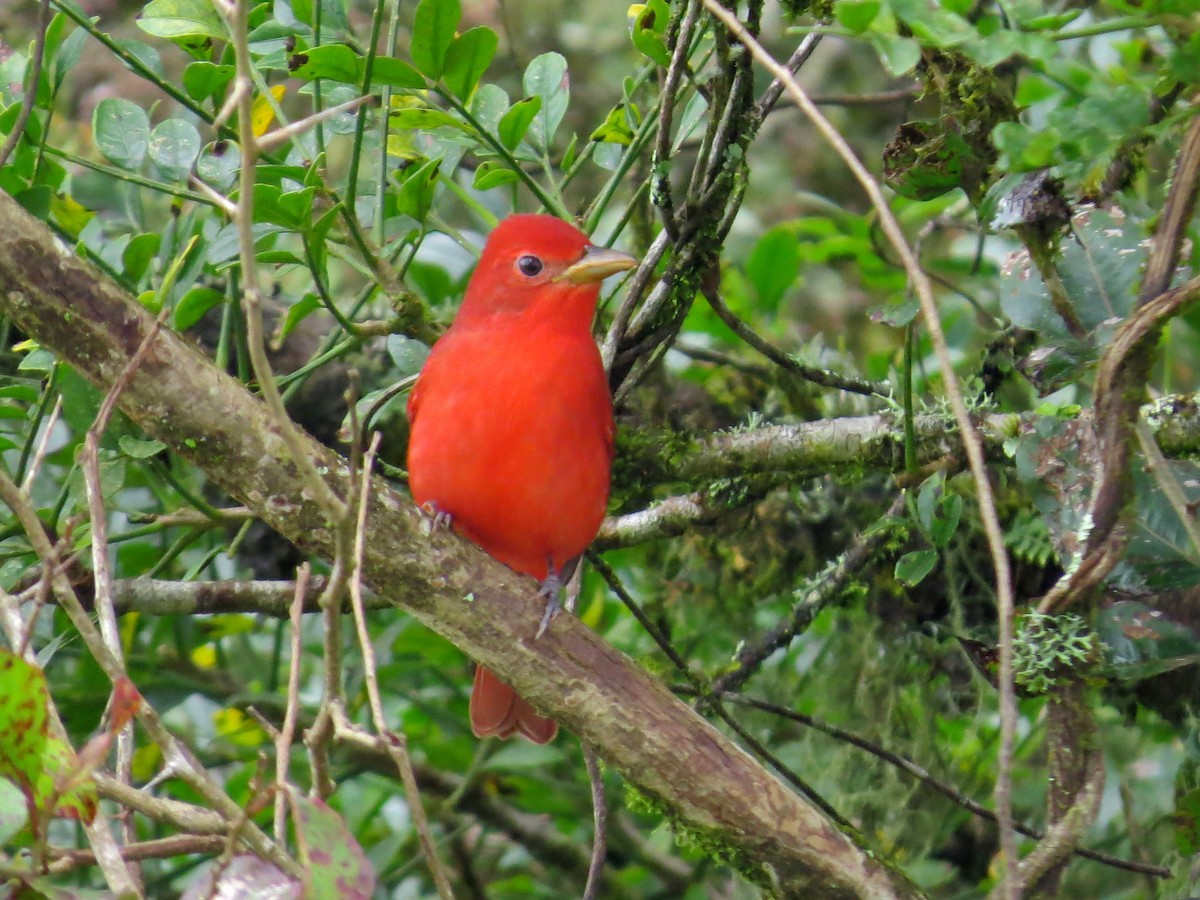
82 307 170 880
46 835 228 873
581 744 608 900
0 0 51 170
702 283 890 397
652 0 703 241
589 551 850 829
274 565 309 843
699 9 1020 890
347 432 455 899
21 395 63 494
257 94 372 152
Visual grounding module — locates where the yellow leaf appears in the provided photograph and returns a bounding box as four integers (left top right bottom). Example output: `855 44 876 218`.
386 132 421 161
49 193 94 238
253 85 287 137
191 644 217 669
131 743 162 782
580 587 606 629
213 707 267 747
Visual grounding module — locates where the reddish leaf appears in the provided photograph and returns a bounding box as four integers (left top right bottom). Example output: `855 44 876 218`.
288 787 376 899
0 650 98 828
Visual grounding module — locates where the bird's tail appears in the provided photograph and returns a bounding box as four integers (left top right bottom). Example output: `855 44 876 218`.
470 666 558 744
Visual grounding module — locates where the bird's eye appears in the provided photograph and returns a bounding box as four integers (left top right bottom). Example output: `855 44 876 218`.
516 255 544 277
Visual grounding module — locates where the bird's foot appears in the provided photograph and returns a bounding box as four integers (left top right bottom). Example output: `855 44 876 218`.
535 566 563 639
418 500 454 535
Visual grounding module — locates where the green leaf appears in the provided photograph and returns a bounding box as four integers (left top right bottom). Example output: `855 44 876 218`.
590 104 635 145
196 140 241 190
1096 600 1200 683
835 0 881 33
290 789 376 898
116 38 164 78
630 0 671 66
745 226 800 311
442 26 497 100
411 0 461 79
148 118 201 182
672 91 707 153
277 294 322 346
370 56 425 88
389 107 466 131
497 96 541 150
52 24 88 91
869 33 921 76
999 206 1143 340
182 61 233 101
118 436 168 459
523 52 569 149
392 156 441 221
1176 787 1200 855
473 160 519 191
895 549 937 586
174 286 225 331
1125 460 1200 589
122 233 161 284
289 43 359 83
137 0 226 42
92 98 150 170
470 83 509 133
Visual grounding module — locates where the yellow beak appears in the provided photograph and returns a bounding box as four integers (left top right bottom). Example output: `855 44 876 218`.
558 244 638 284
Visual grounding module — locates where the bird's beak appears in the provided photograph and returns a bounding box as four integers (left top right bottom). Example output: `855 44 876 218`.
558 245 638 284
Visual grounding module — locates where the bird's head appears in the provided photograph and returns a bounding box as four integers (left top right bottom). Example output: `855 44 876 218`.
456 214 637 324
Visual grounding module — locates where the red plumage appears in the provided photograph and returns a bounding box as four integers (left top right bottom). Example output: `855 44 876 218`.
407 214 633 742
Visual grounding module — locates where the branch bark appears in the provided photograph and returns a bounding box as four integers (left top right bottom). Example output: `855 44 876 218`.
0 192 921 896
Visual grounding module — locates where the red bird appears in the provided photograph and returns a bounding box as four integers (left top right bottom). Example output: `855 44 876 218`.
406 215 637 743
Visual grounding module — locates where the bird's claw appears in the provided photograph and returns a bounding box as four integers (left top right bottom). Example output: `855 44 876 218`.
535 566 563 639
419 500 454 534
